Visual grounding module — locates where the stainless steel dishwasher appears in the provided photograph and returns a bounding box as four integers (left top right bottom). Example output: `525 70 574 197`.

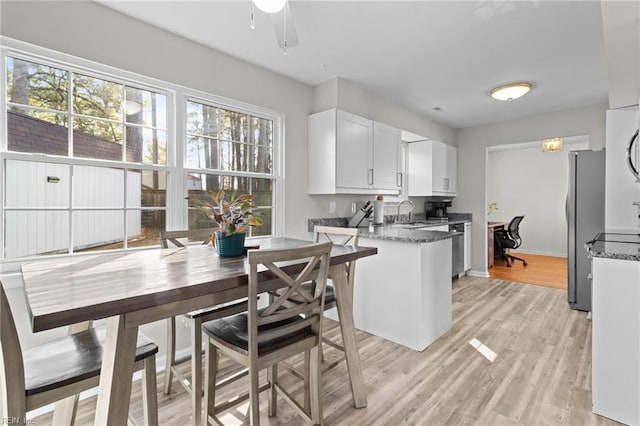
449 223 465 276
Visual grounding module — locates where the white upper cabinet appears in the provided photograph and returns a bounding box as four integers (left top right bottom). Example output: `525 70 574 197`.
308 108 401 195
407 140 457 196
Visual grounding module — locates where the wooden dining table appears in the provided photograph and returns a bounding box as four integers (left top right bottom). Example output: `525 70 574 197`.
21 237 377 425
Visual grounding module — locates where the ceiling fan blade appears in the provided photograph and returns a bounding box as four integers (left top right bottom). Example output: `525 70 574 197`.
270 1 298 49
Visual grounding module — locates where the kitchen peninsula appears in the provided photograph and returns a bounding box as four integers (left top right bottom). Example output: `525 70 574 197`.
309 217 468 351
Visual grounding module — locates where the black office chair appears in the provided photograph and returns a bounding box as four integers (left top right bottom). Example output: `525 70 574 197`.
494 216 528 267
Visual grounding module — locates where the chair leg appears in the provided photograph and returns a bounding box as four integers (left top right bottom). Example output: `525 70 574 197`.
164 317 176 395
204 340 218 425
507 254 528 266
249 362 261 426
51 395 79 425
191 318 203 426
267 364 278 417
142 356 159 426
309 346 323 425
303 350 311 413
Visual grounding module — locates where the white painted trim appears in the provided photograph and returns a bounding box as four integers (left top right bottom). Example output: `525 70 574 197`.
487 134 590 152
467 270 490 278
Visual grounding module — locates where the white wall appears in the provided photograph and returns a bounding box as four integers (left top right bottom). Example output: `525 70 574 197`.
455 103 608 275
487 139 589 257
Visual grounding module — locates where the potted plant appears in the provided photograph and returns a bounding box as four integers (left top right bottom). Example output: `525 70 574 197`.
188 190 263 257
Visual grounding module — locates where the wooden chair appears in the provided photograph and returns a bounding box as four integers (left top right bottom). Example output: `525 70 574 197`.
160 229 247 425
313 226 359 368
0 283 158 425
202 241 332 425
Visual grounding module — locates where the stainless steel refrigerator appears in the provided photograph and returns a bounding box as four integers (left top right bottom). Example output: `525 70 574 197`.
567 149 605 311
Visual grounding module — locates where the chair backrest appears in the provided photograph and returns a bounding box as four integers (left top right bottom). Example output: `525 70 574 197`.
0 283 27 415
313 225 358 287
247 241 332 354
508 216 525 245
159 228 217 249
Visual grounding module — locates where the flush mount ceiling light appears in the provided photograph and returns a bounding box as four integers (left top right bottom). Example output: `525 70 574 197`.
542 137 564 152
252 0 286 13
490 82 532 101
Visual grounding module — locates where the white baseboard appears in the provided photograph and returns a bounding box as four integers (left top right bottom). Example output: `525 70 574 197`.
513 249 567 258
468 270 490 278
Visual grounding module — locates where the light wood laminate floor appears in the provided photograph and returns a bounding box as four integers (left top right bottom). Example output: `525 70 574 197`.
31 276 618 425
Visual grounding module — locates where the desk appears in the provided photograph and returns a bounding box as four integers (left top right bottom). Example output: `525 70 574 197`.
21 237 377 425
487 222 508 268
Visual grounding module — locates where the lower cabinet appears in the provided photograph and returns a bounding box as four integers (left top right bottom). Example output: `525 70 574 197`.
591 256 640 425
332 237 452 351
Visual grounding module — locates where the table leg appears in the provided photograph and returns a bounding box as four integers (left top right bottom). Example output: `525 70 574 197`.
94 315 139 426
330 264 367 408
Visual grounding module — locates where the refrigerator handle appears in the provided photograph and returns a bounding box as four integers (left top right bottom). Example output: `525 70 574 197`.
626 129 640 182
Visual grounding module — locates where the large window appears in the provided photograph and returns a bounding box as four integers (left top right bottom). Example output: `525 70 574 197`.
185 100 276 237
1 43 282 261
3 55 169 258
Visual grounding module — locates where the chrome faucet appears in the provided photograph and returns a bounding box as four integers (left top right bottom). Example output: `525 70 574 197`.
395 199 415 223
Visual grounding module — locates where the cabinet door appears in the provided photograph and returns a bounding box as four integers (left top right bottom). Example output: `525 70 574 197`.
445 144 457 195
431 141 448 193
336 110 373 189
407 141 434 196
373 121 400 190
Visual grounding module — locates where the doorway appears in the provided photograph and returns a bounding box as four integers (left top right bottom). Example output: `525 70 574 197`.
485 135 590 289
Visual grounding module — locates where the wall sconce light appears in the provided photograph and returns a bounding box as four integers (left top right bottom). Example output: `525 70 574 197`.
542 138 564 152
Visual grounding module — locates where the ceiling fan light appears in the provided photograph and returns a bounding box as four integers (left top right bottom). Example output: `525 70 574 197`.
542 137 564 152
252 0 286 13
490 82 532 101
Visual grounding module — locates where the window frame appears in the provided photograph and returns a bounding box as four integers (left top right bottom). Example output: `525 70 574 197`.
180 92 284 238
0 37 284 269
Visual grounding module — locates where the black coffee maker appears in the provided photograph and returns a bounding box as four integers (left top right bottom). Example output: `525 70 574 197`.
425 200 452 220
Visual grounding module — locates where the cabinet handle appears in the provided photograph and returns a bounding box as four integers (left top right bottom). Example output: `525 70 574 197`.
397 172 403 187
444 178 449 190
368 169 374 185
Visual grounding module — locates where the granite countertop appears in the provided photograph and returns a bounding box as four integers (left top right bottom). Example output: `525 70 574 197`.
587 232 640 262
355 224 453 243
308 214 472 244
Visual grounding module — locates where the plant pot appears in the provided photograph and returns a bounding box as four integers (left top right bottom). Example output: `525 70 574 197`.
214 231 246 257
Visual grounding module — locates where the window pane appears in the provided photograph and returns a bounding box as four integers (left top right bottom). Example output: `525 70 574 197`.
74 165 124 208
250 144 272 174
186 101 273 174
140 171 167 208
5 160 70 208
73 74 122 121
73 210 124 252
7 107 69 155
187 173 271 236
5 211 69 258
187 101 218 138
126 127 167 164
73 118 124 160
251 178 273 207
127 210 165 249
125 87 167 129
250 208 272 237
6 57 68 111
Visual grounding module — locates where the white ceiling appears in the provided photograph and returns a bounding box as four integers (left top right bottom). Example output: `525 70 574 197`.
97 0 609 129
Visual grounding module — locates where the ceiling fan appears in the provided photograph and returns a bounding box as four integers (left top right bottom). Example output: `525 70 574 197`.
250 0 298 54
